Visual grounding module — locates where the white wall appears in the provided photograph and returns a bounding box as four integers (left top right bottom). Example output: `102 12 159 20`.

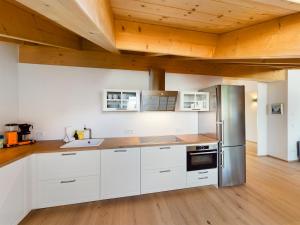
267 81 288 160
222 79 258 142
287 70 300 161
18 64 222 140
257 83 268 156
0 42 18 133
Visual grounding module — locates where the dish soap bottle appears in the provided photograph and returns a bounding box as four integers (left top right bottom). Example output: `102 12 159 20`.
73 130 79 140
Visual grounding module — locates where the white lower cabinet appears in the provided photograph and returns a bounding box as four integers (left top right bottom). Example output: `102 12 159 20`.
187 169 218 188
101 148 140 199
37 176 100 208
141 145 187 194
0 157 30 225
0 143 219 224
36 150 100 180
141 166 186 194
34 150 100 208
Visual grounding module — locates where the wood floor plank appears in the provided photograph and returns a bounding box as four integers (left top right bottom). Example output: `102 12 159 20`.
19 142 300 225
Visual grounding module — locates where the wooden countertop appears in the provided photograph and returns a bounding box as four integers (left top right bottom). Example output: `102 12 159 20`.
0 134 218 168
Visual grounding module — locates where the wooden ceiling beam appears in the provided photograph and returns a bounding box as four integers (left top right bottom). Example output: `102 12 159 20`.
214 12 300 59
16 0 118 52
19 45 285 82
0 0 81 49
250 0 300 11
115 19 218 58
202 58 300 64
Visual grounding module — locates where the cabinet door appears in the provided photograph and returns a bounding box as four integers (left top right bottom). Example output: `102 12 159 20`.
37 150 99 181
141 145 186 194
37 176 100 208
121 91 139 111
187 169 218 188
104 90 122 111
141 166 186 194
0 158 26 225
141 145 186 170
182 92 195 110
101 148 140 199
195 92 210 111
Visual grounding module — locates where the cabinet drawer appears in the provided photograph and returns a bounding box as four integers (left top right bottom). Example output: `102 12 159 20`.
141 166 186 194
187 169 218 188
101 148 140 199
37 150 100 180
37 175 99 208
141 145 186 170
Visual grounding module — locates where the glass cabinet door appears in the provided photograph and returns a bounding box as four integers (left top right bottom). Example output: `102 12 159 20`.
195 92 209 111
180 91 209 111
106 91 121 110
183 93 195 110
122 92 137 110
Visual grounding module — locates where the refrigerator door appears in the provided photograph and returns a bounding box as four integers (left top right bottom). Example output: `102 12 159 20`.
218 85 245 147
219 146 246 187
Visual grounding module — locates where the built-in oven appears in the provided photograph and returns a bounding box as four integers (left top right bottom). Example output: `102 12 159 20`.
187 143 218 171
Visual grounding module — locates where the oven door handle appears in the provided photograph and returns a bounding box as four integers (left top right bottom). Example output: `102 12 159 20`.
189 151 217 155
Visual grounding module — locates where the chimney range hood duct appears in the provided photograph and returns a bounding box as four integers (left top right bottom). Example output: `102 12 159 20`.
141 68 178 111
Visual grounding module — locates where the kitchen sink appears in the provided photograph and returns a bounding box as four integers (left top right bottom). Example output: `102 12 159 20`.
60 139 104 148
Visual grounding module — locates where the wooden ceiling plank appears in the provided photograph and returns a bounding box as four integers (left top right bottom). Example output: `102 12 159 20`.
115 19 218 58
19 45 285 82
132 0 295 14
214 12 300 59
110 0 296 33
113 11 229 33
111 0 238 25
16 0 118 52
0 0 81 49
249 0 300 11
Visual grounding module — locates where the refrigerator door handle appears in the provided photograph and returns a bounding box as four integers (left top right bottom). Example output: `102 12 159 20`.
217 120 225 145
222 120 224 145
220 150 225 168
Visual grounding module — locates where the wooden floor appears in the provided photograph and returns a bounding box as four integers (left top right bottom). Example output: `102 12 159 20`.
20 142 300 225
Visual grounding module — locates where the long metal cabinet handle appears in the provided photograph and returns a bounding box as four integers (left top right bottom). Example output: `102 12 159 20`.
160 147 171 150
61 153 77 156
159 169 171 173
60 179 76 184
114 149 127 153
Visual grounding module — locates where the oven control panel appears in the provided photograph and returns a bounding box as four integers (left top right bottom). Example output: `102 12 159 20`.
186 143 218 152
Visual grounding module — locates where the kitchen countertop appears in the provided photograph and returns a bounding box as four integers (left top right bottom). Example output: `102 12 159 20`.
0 134 218 168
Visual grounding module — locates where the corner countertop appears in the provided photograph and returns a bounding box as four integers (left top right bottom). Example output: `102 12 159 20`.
0 134 218 168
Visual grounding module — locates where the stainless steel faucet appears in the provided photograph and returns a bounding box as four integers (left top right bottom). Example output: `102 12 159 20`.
84 125 92 139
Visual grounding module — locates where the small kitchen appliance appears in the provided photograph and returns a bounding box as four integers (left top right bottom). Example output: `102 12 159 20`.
18 124 35 145
186 143 218 171
4 124 19 147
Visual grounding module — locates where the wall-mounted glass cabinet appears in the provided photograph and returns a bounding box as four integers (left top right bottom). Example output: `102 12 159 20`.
103 89 140 111
179 91 209 111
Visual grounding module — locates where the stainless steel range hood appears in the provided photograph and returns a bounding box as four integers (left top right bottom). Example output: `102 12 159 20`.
141 69 178 111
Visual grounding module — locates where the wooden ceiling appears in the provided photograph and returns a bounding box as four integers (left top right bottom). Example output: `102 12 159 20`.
3 0 300 81
110 0 300 33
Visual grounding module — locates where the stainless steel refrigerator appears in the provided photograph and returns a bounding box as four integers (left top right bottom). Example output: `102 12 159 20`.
199 85 246 187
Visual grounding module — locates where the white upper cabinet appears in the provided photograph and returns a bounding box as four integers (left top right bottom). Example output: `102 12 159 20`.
179 91 209 111
103 89 140 111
